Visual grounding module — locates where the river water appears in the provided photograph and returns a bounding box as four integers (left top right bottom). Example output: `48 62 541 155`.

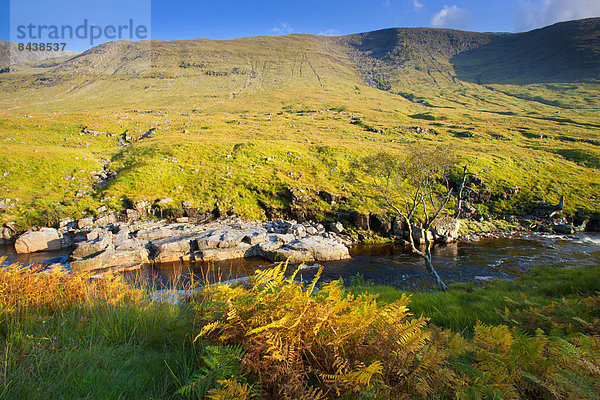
2 233 599 290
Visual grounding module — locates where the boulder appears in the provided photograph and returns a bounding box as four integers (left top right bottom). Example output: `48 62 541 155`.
151 234 200 263
136 227 174 241
95 212 118 226
263 236 350 263
243 231 268 245
218 231 246 248
72 231 113 259
329 222 344 235
196 243 257 262
552 224 575 234
391 217 405 236
70 247 150 273
410 226 433 245
305 226 318 235
1 227 13 241
196 231 225 250
351 212 370 230
431 217 461 243
15 228 62 254
126 209 142 221
3 221 16 233
369 214 391 235
77 217 94 230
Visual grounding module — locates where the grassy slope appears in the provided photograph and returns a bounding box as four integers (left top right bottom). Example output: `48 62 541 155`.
0 20 598 228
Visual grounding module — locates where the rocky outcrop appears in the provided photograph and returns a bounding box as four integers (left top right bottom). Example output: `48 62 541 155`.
61 217 351 273
14 228 63 254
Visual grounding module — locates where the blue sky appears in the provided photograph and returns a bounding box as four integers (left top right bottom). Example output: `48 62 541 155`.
2 0 600 51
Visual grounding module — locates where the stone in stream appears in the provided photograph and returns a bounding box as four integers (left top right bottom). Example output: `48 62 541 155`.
14 228 63 254
152 233 202 263
552 224 575 234
431 217 461 243
72 231 113 259
70 247 150 273
262 236 349 263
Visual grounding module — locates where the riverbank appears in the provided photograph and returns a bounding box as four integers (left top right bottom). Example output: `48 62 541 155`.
1 261 598 399
2 211 599 280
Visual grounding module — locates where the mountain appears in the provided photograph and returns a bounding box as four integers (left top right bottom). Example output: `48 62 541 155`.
0 40 79 69
0 17 598 112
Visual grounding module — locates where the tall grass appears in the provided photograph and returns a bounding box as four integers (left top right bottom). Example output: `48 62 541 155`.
0 261 198 400
1 260 599 399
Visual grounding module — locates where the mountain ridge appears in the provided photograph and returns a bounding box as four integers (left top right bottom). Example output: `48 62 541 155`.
0 17 598 112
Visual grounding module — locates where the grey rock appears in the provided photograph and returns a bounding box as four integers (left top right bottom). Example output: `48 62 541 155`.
552 224 575 235
218 231 245 248
15 228 62 254
410 226 433 245
152 234 199 263
95 212 118 226
243 232 268 245
263 236 350 263
72 231 113 259
329 222 344 234
431 217 461 243
70 247 149 273
196 243 256 262
3 221 16 232
1 227 13 241
126 209 142 221
136 228 174 241
77 217 94 230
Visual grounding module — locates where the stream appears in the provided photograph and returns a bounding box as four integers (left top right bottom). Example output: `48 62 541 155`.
2 232 599 290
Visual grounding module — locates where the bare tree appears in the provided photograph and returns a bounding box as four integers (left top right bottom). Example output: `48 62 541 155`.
357 145 455 291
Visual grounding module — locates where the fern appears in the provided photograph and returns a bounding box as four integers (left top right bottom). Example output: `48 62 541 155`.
177 344 247 399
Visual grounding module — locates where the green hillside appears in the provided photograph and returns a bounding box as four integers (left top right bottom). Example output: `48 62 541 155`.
0 18 598 229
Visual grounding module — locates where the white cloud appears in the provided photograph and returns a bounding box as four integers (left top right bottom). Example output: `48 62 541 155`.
430 5 472 29
271 23 293 35
516 0 600 31
318 29 340 36
413 0 424 10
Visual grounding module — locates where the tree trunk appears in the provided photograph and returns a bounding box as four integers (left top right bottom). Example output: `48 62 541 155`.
423 231 448 291
404 216 448 292
454 165 468 218
420 253 448 291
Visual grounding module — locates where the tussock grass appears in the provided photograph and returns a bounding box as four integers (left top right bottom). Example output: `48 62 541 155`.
0 262 196 399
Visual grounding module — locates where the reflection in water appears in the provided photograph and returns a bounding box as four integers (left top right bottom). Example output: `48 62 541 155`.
2 233 600 291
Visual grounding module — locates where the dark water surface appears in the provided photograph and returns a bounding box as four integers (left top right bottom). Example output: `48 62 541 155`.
2 233 599 290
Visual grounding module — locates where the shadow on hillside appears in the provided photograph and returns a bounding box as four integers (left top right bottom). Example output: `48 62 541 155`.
451 18 600 85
